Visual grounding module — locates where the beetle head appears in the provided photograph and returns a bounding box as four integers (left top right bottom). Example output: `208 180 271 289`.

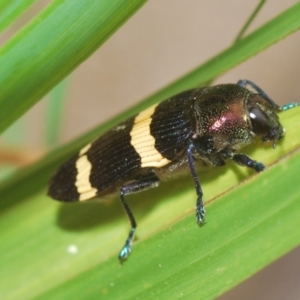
247 94 283 148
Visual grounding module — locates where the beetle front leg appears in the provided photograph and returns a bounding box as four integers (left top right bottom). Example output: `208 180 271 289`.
187 143 206 225
232 153 265 172
220 148 265 172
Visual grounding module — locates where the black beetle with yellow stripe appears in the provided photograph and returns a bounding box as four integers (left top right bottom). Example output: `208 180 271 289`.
48 80 299 262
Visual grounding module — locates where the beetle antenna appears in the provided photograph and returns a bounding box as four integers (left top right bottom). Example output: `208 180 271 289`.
280 102 300 112
237 79 280 110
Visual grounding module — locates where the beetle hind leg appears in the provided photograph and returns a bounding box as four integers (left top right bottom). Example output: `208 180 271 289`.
118 177 159 262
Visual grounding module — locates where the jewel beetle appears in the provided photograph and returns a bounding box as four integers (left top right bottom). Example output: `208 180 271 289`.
48 79 299 262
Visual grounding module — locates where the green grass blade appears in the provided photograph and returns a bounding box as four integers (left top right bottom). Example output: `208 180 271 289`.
38 153 300 300
0 2 300 211
0 0 146 134
1 107 299 299
0 0 37 33
234 0 266 42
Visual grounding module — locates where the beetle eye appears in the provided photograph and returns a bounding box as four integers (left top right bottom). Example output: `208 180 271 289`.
249 107 271 136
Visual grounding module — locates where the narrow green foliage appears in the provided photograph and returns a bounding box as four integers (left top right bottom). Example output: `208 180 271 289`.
0 0 37 33
0 0 147 134
234 0 266 42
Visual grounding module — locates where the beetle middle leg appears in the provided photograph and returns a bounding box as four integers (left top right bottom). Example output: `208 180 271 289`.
118 177 159 262
187 143 206 225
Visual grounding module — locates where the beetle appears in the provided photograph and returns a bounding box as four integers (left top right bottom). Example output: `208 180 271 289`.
48 79 299 262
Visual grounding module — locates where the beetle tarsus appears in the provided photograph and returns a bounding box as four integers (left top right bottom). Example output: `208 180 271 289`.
119 228 135 262
196 197 206 224
253 162 265 172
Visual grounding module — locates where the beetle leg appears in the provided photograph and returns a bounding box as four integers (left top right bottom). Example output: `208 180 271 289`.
118 178 159 262
187 143 206 225
220 148 265 172
232 153 265 172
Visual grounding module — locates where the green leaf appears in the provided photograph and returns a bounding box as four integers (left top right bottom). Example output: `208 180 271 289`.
1 107 300 300
0 0 146 134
